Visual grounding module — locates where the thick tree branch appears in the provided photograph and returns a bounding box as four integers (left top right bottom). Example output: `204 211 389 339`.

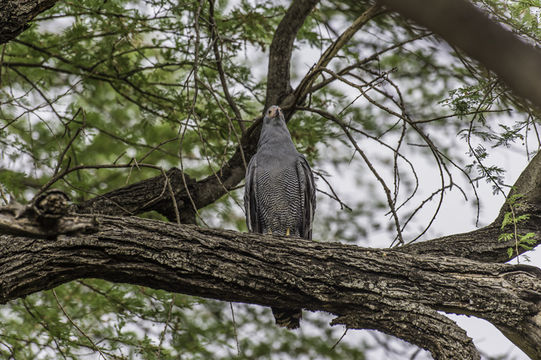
265 0 319 108
334 304 480 360
0 0 59 44
0 207 540 358
377 0 541 110
74 168 198 223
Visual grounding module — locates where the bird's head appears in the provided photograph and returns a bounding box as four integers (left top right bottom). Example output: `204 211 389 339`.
258 105 293 147
263 105 284 125
265 105 281 118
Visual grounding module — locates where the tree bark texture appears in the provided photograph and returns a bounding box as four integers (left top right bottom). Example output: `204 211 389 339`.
0 0 59 44
76 152 541 266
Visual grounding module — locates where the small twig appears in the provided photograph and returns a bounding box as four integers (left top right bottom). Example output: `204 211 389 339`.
156 294 176 359
307 32 432 95
465 81 506 197
53 108 84 177
161 168 181 225
313 170 352 211
0 185 8 205
208 0 245 134
300 107 404 244
196 78 247 171
413 108 511 124
21 299 68 360
52 289 108 360
0 44 6 88
35 162 165 200
330 328 348 351
229 302 241 357
294 5 385 102
137 137 179 163
509 201 521 265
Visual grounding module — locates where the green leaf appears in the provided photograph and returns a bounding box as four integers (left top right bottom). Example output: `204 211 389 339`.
501 212 513 230
519 232 536 245
498 233 513 242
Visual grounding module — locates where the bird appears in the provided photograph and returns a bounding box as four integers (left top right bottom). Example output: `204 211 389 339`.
244 105 316 329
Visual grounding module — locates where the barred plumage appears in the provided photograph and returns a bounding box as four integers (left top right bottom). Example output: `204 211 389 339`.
244 105 316 329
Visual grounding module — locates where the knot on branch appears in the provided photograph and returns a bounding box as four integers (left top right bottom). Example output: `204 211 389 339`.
0 190 97 237
500 264 541 303
28 189 71 233
33 190 70 220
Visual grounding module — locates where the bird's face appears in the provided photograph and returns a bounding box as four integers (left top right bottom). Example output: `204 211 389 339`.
265 105 282 119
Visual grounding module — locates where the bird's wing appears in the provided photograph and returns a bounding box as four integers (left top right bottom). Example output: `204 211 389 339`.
244 155 261 233
297 155 316 240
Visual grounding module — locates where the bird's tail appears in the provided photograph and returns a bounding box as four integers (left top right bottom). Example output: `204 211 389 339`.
272 307 302 329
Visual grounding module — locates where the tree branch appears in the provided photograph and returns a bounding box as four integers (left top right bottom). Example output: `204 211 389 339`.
377 0 541 110
0 0 59 44
74 168 197 223
74 136 541 266
0 206 540 358
265 0 319 108
334 304 480 360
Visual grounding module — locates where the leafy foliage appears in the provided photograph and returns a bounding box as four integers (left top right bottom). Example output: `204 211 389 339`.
499 192 537 260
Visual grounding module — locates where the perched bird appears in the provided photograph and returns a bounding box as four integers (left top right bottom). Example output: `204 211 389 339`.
244 105 316 329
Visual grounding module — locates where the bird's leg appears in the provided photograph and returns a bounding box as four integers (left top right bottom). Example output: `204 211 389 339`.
286 228 290 236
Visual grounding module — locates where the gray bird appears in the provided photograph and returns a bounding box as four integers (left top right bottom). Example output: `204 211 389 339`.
244 105 316 329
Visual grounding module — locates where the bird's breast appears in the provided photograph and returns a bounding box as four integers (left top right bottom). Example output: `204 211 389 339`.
255 159 303 236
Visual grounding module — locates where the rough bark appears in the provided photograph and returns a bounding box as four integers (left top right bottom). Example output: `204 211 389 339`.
1 208 540 359
377 0 541 110
0 0 59 44
74 168 198 223
333 305 480 360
